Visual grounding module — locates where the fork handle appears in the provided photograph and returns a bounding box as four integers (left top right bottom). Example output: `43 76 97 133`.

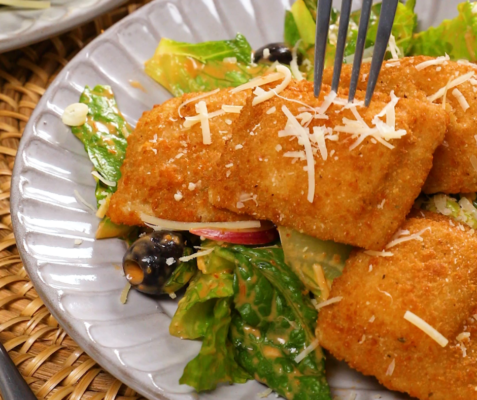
0 342 37 400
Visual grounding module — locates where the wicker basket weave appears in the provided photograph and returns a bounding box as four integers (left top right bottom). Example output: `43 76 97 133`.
0 2 151 399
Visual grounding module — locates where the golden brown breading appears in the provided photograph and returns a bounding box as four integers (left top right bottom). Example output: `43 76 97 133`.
108 89 250 226
323 56 477 193
317 211 477 400
208 80 448 250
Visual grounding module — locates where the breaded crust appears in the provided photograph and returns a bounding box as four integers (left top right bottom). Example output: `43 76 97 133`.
317 211 477 400
208 80 447 250
323 56 477 193
108 89 250 226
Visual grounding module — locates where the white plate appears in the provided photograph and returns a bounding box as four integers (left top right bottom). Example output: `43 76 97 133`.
10 1 460 399
0 0 128 53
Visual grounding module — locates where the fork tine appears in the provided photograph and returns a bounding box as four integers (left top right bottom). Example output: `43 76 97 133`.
365 0 399 106
348 0 373 103
314 0 333 98
331 0 353 93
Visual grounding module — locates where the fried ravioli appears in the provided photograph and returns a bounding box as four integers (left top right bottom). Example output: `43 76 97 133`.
323 56 477 193
317 211 477 400
208 80 447 250
108 89 250 226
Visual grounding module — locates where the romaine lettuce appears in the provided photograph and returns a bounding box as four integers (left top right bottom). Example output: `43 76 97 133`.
145 33 267 97
411 1 477 61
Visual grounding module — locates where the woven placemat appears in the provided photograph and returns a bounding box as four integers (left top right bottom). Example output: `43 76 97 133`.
0 2 152 399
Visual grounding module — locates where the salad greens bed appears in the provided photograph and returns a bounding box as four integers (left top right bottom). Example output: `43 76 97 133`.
68 1 477 399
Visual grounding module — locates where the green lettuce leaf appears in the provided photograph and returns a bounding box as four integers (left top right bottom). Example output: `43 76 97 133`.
278 227 352 301
169 271 234 339
221 246 331 400
410 1 477 61
145 33 267 97
71 85 133 239
179 298 251 391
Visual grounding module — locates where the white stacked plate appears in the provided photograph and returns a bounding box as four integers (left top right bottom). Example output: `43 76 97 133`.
10 1 461 399
0 0 128 53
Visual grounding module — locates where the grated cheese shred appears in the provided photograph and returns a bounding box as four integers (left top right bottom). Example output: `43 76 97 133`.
385 227 431 249
253 65 292 106
471 155 477 173
281 105 315 202
290 40 303 81
312 264 330 300
74 190 96 213
177 88 220 118
179 248 215 262
91 171 116 187
231 72 284 94
386 359 396 376
195 101 211 145
452 88 470 111
222 105 243 113
415 54 450 71
428 72 474 102
140 212 261 230
314 296 343 310
294 339 319 363
404 310 448 347
364 250 394 257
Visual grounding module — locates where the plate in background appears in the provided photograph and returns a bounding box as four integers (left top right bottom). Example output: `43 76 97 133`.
0 0 128 53
10 0 462 399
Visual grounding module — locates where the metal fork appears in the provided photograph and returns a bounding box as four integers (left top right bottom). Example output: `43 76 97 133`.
0 342 37 400
313 0 399 106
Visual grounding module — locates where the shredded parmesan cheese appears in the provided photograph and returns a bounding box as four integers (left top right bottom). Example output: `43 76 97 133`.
266 106 276 114
364 250 394 257
74 190 96 213
223 57 237 64
415 54 450 71
314 296 343 310
387 34 401 60
386 359 396 376
404 311 448 347
140 213 261 230
253 65 292 105
231 72 284 94
457 332 471 341
290 40 303 81
428 72 474 102
222 105 243 113
312 126 328 161
96 193 111 218
174 191 183 201
120 282 132 304
452 88 470 111
471 155 477 173
281 105 315 202
258 388 273 398
74 239 83 245
195 101 211 145
312 264 330 300
179 248 215 262
178 88 220 118
317 90 337 114
294 339 319 363
91 171 116 187
385 227 431 249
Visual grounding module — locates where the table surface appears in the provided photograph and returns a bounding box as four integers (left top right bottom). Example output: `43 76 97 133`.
0 2 149 399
